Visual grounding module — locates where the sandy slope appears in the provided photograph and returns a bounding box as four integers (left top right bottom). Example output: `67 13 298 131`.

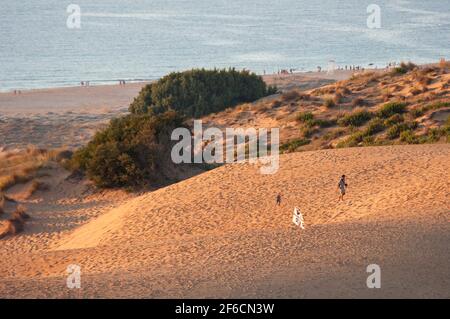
0 144 448 298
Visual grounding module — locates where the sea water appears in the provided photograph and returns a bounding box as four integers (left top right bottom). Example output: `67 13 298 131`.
0 0 449 91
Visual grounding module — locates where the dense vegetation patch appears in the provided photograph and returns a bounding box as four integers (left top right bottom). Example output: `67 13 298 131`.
377 102 407 118
280 138 311 153
390 62 417 75
71 111 188 188
338 109 372 127
129 68 277 118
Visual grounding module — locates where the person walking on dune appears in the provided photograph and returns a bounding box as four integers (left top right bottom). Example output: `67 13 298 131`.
276 193 282 206
338 175 348 201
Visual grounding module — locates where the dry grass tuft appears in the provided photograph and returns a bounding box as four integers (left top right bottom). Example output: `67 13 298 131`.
281 90 301 102
323 97 336 108
0 221 10 239
270 100 283 109
382 89 393 102
0 148 55 192
352 97 365 107
24 180 50 199
0 193 5 215
0 204 29 239
336 86 351 95
0 218 24 239
12 205 30 221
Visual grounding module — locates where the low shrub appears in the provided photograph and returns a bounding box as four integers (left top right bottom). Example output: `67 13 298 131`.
338 109 372 127
296 112 314 123
71 111 188 188
400 130 419 144
377 102 407 118
281 90 301 102
352 97 365 107
390 62 417 75
322 128 345 141
271 100 283 108
410 108 424 118
365 118 385 136
301 126 317 138
315 118 337 128
336 131 366 148
280 138 311 153
384 113 404 126
324 98 336 108
387 122 418 139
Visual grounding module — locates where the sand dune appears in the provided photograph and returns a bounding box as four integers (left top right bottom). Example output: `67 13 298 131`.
0 144 448 298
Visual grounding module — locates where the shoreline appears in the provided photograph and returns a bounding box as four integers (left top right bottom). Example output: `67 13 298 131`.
0 67 371 95
0 59 433 94
0 79 156 94
0 70 357 116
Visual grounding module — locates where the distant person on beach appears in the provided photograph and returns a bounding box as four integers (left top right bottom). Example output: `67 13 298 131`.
276 193 282 206
338 175 348 201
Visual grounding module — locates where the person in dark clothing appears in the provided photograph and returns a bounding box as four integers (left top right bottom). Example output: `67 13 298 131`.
338 175 348 201
276 193 282 206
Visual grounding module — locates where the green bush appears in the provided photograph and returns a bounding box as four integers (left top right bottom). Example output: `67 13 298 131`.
410 108 424 118
422 120 450 143
296 112 336 129
280 138 310 153
384 113 404 126
296 112 314 123
386 124 402 139
129 68 276 118
362 135 376 146
301 126 317 138
336 131 366 148
338 110 372 127
365 118 385 136
411 102 450 118
400 130 419 144
390 62 417 76
426 128 443 142
386 122 418 139
425 101 450 110
323 128 345 141
71 111 187 188
390 67 408 75
315 118 337 128
444 120 450 142
377 102 407 118
337 118 386 148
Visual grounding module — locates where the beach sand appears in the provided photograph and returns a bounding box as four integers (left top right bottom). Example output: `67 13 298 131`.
0 144 448 298
0 83 148 149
